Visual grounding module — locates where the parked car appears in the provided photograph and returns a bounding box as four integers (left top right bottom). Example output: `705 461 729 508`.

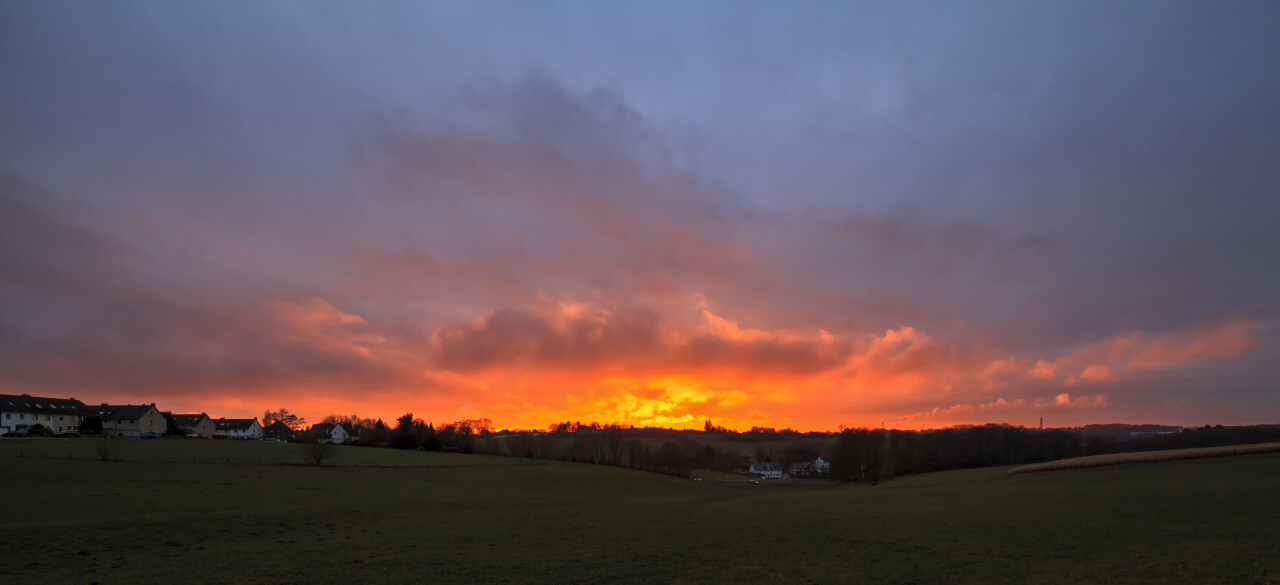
139 432 158 439
55 430 80 438
2 431 26 438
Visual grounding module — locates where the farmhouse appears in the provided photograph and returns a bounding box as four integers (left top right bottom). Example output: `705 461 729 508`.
262 420 296 441
172 413 215 436
213 418 263 440
789 461 816 477
749 461 784 479
96 404 166 438
0 394 88 434
308 422 355 444
787 457 831 478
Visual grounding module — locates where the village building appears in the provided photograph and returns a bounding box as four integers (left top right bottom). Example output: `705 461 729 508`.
308 422 356 444
213 418 263 439
171 413 215 437
0 394 88 435
95 404 166 438
789 461 816 477
749 461 784 479
262 420 296 441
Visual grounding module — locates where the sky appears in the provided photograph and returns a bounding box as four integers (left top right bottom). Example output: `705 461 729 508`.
2 1 1278 431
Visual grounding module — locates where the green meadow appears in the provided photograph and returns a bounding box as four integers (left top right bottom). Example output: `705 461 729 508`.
2 439 1277 584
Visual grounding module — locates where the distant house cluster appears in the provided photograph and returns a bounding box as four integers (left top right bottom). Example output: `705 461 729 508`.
749 456 831 479
0 393 268 440
0 393 381 445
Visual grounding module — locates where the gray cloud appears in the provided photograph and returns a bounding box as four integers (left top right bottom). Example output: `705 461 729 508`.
1 1 1276 425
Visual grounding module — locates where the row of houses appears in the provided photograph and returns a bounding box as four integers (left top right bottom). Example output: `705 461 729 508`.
0 393 368 443
0 394 267 439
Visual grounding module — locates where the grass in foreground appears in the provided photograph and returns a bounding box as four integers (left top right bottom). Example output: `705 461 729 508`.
2 439 1277 584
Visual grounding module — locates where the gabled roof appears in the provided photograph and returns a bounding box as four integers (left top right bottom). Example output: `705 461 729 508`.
214 418 260 431
0 394 90 416
172 413 211 428
96 404 159 421
309 423 354 436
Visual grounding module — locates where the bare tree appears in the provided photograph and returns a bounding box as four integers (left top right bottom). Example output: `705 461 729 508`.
95 434 119 461
262 408 307 430
300 440 337 466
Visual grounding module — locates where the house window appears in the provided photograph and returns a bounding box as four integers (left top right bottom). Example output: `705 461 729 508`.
4 414 8 419
45 415 51 421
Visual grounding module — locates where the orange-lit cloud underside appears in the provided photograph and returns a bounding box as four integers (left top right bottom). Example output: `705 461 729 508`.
140 296 1263 432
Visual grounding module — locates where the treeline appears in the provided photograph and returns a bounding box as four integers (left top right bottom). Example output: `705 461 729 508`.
281 408 1280 484
829 425 1103 484
472 427 750 477
1116 424 1280 453
310 415 753 478
305 413 496 453
828 423 1280 484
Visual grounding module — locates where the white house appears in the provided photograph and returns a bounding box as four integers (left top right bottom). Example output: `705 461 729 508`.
308 423 354 444
213 418 263 439
813 456 832 474
1 394 88 434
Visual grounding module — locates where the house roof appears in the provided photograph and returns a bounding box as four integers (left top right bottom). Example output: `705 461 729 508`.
310 422 354 435
752 462 784 472
0 394 90 416
96 404 159 421
172 413 210 427
214 418 260 431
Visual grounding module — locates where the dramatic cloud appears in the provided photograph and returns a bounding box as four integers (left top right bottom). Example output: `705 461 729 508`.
2 1 1277 429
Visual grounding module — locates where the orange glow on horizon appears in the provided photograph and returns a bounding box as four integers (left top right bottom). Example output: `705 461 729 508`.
31 298 1265 433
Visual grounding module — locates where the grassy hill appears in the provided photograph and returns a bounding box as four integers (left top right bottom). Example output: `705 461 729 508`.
2 438 1277 584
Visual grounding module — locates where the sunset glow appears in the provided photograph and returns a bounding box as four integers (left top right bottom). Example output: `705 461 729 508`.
2 1 1277 431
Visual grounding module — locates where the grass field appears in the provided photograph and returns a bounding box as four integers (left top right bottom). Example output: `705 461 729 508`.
2 438 1277 584
1009 442 1280 474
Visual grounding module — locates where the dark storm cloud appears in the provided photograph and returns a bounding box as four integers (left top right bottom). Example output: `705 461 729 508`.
349 72 749 306
429 304 852 376
0 173 426 400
